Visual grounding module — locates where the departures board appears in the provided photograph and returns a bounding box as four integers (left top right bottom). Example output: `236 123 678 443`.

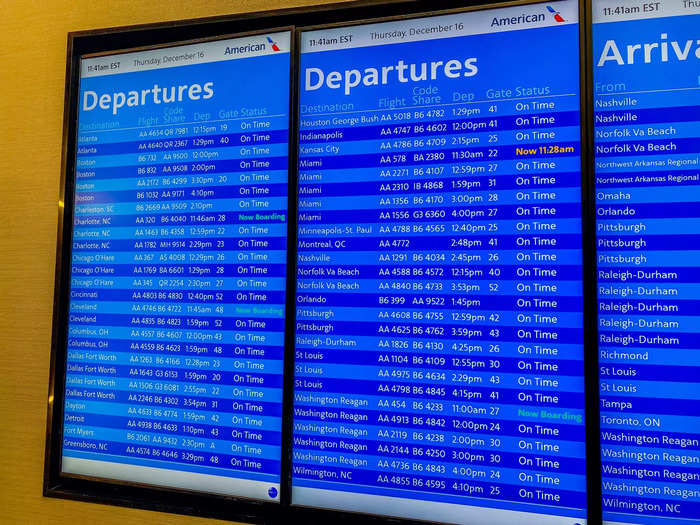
292 1 587 524
60 32 291 500
42 0 700 524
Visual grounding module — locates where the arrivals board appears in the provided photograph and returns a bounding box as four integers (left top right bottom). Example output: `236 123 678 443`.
593 1 700 523
61 32 291 500
292 1 588 523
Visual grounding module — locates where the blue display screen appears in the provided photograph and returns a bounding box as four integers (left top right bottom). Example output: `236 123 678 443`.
291 2 588 523
594 1 700 523
60 33 291 500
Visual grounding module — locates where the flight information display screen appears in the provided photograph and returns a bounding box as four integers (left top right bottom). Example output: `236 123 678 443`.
61 32 291 500
593 1 700 523
292 2 587 523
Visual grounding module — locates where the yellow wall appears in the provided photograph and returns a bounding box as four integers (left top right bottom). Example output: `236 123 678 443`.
0 1 337 523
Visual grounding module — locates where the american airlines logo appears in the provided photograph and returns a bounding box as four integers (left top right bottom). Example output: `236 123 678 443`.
547 5 566 22
266 36 281 51
491 5 566 27
224 36 281 55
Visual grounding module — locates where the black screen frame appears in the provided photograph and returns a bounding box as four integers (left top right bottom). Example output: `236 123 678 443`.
44 1 601 523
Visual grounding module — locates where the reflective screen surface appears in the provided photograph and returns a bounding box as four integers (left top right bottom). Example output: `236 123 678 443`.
292 2 588 523
593 1 700 524
61 32 291 500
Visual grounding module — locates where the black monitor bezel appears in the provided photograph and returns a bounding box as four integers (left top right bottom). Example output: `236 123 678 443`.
44 1 600 524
